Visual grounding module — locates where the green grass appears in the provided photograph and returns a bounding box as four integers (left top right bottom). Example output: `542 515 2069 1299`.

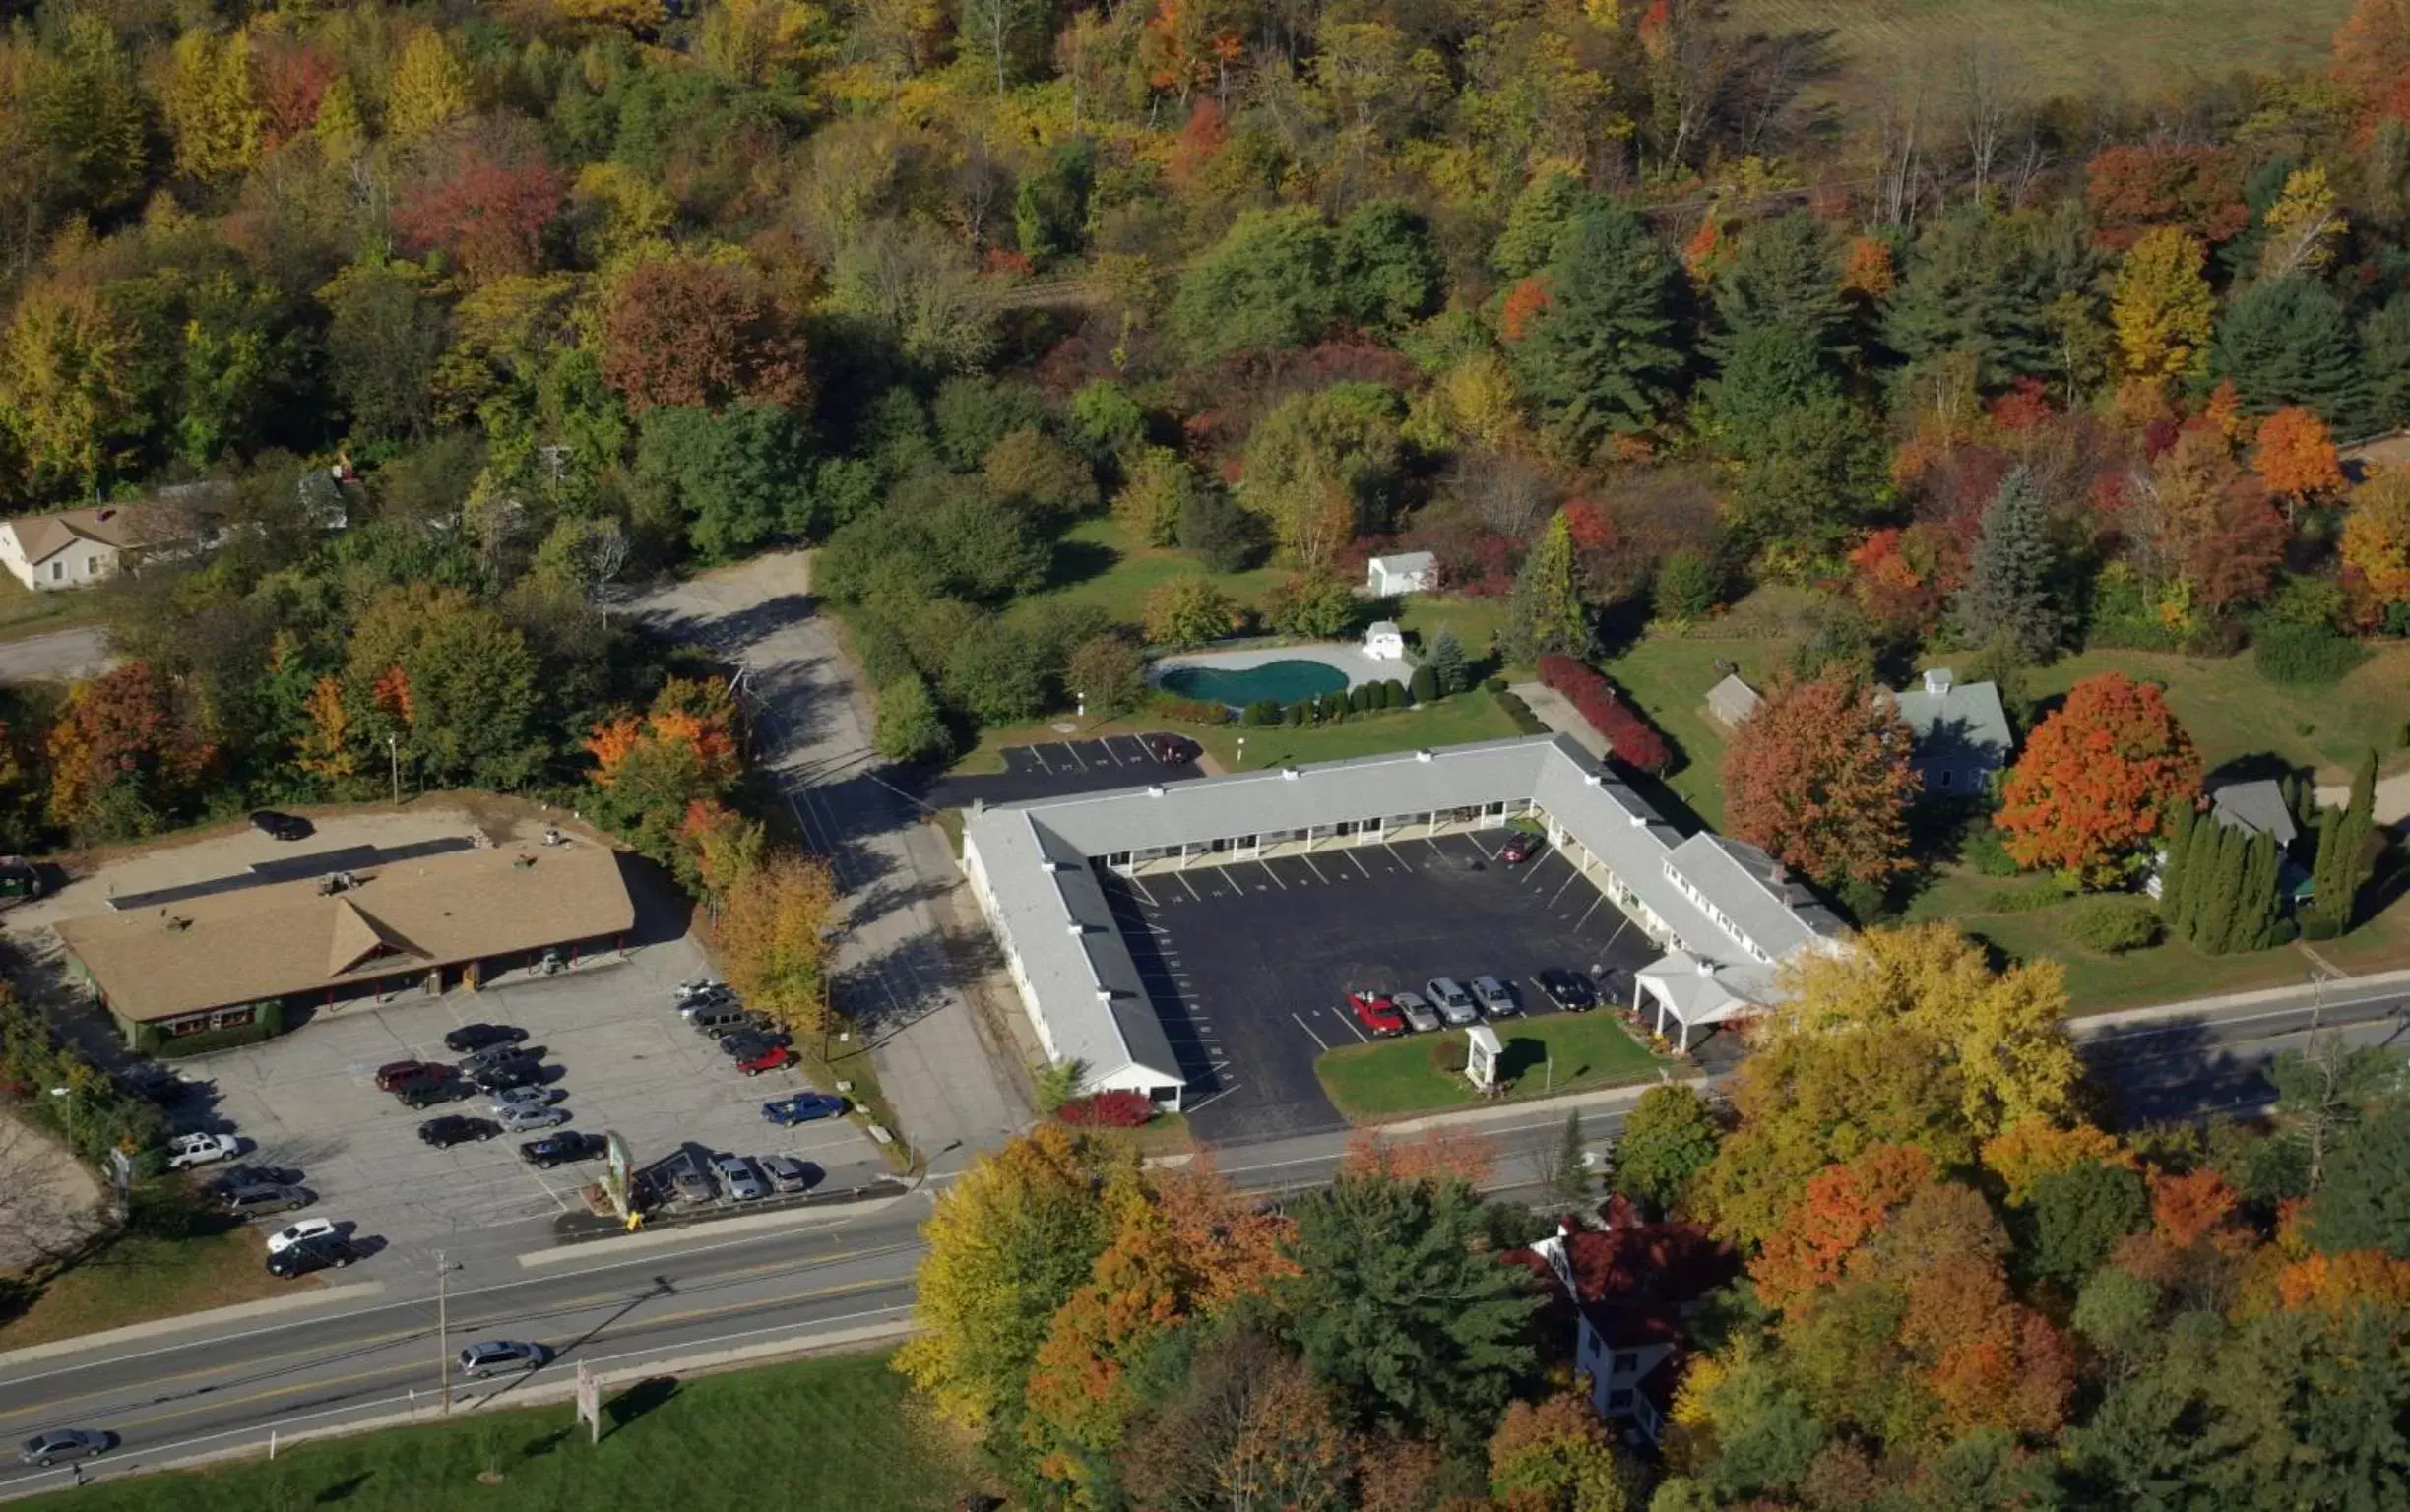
946 689 1527 781
1007 516 1286 630
22 1350 984 1512
0 572 109 645
1600 632 1805 829
1317 1015 1667 1121
1 1222 292 1353
2017 646 2410 785
1905 864 2410 1014
1729 0 2350 112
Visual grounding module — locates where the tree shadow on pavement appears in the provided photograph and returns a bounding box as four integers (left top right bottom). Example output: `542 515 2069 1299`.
2085 1018 2283 1125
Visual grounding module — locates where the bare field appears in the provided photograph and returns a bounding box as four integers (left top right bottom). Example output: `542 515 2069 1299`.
1733 0 2352 107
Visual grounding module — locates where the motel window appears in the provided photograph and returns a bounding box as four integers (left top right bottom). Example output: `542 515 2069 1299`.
48 561 63 581
1938 769 1955 788
86 555 100 576
1607 1389 1634 1412
1612 1351 1639 1376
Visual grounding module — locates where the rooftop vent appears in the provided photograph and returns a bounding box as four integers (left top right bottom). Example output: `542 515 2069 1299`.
1923 667 1954 696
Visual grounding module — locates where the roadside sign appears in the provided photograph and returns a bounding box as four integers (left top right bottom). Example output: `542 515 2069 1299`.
576 1362 601 1445
106 1148 132 1197
602 1131 633 1219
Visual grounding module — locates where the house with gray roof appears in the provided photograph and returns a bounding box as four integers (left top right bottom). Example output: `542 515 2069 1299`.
2208 779 2299 850
960 735 1853 1102
1888 668 2013 798
1703 674 1762 732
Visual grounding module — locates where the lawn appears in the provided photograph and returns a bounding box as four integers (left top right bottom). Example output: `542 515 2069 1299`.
1317 1015 1667 1121
2019 646 2410 785
1007 516 1287 630
1729 0 2350 113
1905 865 2410 1015
21 1350 985 1512
1601 629 1806 829
0 571 109 645
1 1221 292 1353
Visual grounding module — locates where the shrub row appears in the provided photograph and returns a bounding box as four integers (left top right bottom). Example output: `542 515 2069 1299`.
1150 694 1233 726
1055 1089 1157 1128
1536 656 1672 773
142 1005 285 1060
1238 679 1419 726
1493 688 1549 735
2252 622 2371 687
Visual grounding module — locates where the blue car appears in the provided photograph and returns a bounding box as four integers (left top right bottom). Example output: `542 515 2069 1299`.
761 1093 849 1126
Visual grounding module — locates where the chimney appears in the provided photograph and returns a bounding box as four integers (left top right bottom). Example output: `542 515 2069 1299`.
1923 667 1954 696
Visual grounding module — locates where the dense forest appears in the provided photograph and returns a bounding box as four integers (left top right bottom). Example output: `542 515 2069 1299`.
4 0 2410 836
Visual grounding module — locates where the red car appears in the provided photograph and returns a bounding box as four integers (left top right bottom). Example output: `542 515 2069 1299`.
1348 991 1408 1038
375 1059 446 1093
738 1045 795 1077
1495 832 1541 865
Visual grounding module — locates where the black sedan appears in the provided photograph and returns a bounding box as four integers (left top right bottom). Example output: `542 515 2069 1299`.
1536 968 1600 1012
718 1029 790 1060
417 1115 501 1149
266 1234 359 1279
249 809 311 842
519 1132 606 1168
471 1061 544 1094
444 1023 528 1055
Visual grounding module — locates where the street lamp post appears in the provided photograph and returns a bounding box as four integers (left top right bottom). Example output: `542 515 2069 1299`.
435 1250 464 1415
1236 736 1245 771
387 735 400 807
47 1085 71 1147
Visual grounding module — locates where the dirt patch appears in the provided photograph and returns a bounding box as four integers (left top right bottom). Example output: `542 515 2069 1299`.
0 1112 104 1273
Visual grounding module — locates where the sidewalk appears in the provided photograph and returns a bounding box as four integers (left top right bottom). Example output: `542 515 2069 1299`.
1510 681 1608 761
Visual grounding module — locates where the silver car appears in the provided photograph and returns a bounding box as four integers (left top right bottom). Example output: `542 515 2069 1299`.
760 1155 814 1193
485 1086 560 1116
457 1340 547 1379
1425 977 1479 1026
19 1428 109 1467
1392 990 1442 1034
1472 975 1518 1017
496 1104 568 1134
714 1154 767 1202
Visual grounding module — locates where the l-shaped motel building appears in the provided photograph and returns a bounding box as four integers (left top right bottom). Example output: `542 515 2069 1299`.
963 733 1851 1108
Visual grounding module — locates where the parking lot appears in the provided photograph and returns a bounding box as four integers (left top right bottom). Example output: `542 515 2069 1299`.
170 941 894 1248
1097 829 1667 1143
921 733 1202 808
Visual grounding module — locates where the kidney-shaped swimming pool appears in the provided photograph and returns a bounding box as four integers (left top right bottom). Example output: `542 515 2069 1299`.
1155 659 1352 707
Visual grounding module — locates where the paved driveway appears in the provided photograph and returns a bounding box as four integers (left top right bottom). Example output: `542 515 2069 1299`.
174 937 892 1248
0 626 115 686
921 734 1203 808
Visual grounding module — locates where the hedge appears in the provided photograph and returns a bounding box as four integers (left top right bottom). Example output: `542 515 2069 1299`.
1537 655 1673 773
1152 694 1233 725
2253 622 2371 687
1056 1090 1156 1127
1493 688 1550 735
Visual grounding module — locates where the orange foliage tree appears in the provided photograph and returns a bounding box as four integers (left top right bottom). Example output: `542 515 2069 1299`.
1995 673 2201 887
1722 673 1921 887
2341 467 2410 607
598 253 808 414
45 661 218 839
1752 1144 1933 1309
2253 405 2345 516
1340 1126 1498 1187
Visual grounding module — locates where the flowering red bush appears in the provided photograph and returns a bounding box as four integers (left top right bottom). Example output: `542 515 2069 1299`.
1538 656 1672 774
1056 1090 1157 1128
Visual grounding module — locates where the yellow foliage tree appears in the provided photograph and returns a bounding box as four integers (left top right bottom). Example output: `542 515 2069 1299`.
294 675 358 781
314 75 367 159
571 161 674 262
163 30 263 181
1979 1118 2135 1207
2110 227 2215 383
2260 164 2346 280
553 0 668 32
712 850 837 1036
2342 466 2410 606
0 281 141 496
385 27 472 140
895 1125 1135 1430
699 0 834 86
1765 923 2082 1140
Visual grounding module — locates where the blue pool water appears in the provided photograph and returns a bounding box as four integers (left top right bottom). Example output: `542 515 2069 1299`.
1157 659 1351 707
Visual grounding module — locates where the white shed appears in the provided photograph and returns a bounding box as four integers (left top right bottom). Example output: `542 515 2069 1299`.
1366 551 1438 597
1364 621 1407 662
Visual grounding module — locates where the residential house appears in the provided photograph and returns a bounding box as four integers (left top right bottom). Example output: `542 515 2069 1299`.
1887 667 2012 798
2205 777 2314 905
1365 550 1438 597
0 485 233 593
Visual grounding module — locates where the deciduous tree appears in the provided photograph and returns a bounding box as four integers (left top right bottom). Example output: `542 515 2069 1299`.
1505 511 1589 662
392 127 566 286
45 662 217 840
1143 575 1242 647
599 254 808 415
1723 674 1920 888
1488 1391 1636 1512
713 850 837 1035
2342 466 2410 605
1613 1084 1724 1218
1996 673 2201 886
2110 227 2215 383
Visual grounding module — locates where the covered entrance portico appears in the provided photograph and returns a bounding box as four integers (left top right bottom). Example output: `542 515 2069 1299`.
1634 950 1761 1052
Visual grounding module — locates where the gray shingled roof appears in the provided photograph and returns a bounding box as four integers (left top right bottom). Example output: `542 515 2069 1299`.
2210 780 2299 849
964 735 1848 1089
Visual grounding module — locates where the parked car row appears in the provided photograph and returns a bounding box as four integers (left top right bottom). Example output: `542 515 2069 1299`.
673 982 798 1077
1347 969 1604 1039
660 1149 820 1208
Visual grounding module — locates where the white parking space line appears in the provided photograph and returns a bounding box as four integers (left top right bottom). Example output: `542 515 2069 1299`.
1384 843 1413 871
1425 837 1447 856
1290 1012 1332 1051
1029 744 1053 773
1547 871 1581 908
1184 1084 1241 1112
1127 874 1161 907
1332 1006 1369 1043
1469 834 1499 859
1257 861 1287 890
1176 871 1203 902
1346 849 1374 879
1300 853 1331 884
1061 741 1088 771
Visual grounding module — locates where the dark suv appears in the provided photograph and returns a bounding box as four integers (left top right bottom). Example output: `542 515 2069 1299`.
266 1234 358 1278
220 1183 309 1219
445 1023 528 1055
250 810 311 842
418 1115 500 1149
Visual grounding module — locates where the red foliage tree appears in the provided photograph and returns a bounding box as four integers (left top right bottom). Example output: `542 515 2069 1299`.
2130 426 2289 612
1056 1090 1157 1128
599 255 810 414
392 126 565 285
1995 673 2201 885
1538 656 1672 773
2335 0 2410 128
1723 674 1922 887
254 36 337 148
1847 524 1962 637
1752 1145 1933 1309
44 661 217 833
2085 145 2251 251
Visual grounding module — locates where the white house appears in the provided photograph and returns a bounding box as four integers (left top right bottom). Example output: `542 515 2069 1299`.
1363 620 1407 662
1366 550 1437 597
0 487 232 593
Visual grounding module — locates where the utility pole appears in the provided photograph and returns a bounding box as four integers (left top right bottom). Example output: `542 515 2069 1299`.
387 734 401 807
435 1250 462 1415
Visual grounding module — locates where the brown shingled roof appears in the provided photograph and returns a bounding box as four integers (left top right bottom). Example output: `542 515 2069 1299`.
54 841 635 1022
6 488 232 565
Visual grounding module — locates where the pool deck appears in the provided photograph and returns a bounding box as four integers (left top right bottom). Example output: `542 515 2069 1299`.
1149 642 1409 691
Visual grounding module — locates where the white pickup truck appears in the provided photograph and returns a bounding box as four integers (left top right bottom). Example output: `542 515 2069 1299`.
164 1131 240 1170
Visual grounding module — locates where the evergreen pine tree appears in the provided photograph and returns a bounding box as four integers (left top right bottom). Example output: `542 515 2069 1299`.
2312 748 2378 932
2181 816 2226 946
1427 628 1470 694
2212 276 2365 425
2199 825 2251 955
2159 800 2196 933
2236 830 2280 951
1553 1109 1590 1205
1950 468 2061 662
1711 214 1850 360
1510 202 1683 449
1505 512 1590 662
